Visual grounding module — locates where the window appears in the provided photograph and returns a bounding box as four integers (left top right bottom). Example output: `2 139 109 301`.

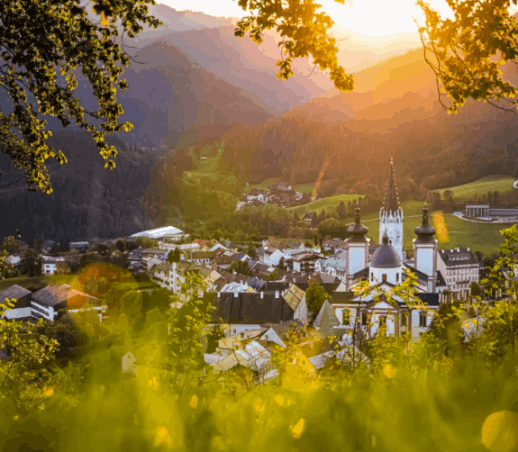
396 272 399 283
419 312 427 328
401 312 407 327
361 311 368 326
342 309 350 326
382 274 387 282
371 272 374 282
379 316 386 327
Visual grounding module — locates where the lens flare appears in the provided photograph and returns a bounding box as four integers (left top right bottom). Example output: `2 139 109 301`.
482 411 518 452
432 211 449 243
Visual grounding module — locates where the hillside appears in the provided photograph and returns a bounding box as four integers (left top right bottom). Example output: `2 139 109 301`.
0 132 157 242
432 175 516 202
215 48 518 194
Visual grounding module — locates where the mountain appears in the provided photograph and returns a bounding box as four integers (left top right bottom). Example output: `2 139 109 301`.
0 132 157 243
117 40 275 149
215 48 518 196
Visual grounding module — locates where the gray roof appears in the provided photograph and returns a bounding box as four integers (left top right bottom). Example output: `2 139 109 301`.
207 292 294 324
370 238 401 269
0 285 32 309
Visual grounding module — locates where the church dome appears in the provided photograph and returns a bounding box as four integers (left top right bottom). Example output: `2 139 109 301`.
370 235 402 269
414 204 436 242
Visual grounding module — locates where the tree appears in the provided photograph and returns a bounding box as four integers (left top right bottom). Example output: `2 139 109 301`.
229 260 253 277
0 299 59 408
306 280 329 318
0 0 160 193
167 249 181 263
2 0 363 194
165 273 214 392
116 240 126 253
267 270 281 281
20 248 43 276
336 201 347 219
418 0 518 112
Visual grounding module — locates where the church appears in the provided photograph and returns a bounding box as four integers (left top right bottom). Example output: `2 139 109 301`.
317 160 444 341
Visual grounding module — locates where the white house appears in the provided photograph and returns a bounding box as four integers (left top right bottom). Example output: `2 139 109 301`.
257 247 284 266
0 285 33 320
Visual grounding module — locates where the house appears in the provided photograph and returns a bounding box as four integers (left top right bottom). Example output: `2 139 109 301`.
303 212 318 227
130 225 183 240
257 247 284 266
270 182 292 191
31 284 105 321
128 247 169 270
206 290 299 336
188 251 215 267
42 259 71 275
192 239 213 251
69 241 89 253
219 240 238 253
437 248 480 299
246 189 266 204
315 252 347 281
0 285 33 320
150 261 217 295
230 253 251 263
289 252 321 273
214 251 234 270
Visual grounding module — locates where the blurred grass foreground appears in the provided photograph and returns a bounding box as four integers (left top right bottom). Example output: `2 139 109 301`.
3 259 518 452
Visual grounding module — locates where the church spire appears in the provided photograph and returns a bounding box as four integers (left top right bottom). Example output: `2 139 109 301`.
384 157 400 213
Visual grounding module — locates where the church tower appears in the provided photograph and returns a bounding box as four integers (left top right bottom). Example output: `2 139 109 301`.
345 207 370 290
379 158 404 261
413 204 438 293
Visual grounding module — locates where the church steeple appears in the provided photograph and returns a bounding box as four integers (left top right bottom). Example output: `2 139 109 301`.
379 158 404 261
384 158 400 213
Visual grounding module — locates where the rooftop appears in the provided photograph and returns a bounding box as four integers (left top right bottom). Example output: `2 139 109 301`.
130 225 183 239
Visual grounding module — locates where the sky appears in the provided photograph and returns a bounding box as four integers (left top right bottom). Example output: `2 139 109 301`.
158 0 453 36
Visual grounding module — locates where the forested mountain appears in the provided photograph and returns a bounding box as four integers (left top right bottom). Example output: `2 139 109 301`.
216 49 518 197
0 133 156 242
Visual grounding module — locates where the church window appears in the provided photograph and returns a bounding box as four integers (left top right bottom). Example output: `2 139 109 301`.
382 274 387 282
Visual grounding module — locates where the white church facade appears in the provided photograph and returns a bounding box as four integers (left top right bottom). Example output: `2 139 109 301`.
318 160 444 342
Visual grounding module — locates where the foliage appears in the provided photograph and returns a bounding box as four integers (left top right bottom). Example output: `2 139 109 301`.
0 0 160 192
165 273 214 392
167 249 181 263
0 299 59 410
267 270 281 281
306 280 329 318
228 260 253 277
19 248 43 276
234 0 353 92
418 0 518 112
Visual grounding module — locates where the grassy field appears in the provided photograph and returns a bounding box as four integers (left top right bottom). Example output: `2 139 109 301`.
353 201 505 255
433 175 516 201
289 194 363 216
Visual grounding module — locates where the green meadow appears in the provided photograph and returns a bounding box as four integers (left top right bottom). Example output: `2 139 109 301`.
353 201 505 255
288 194 363 216
433 175 516 201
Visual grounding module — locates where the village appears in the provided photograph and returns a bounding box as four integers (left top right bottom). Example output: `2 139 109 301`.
1 162 499 380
